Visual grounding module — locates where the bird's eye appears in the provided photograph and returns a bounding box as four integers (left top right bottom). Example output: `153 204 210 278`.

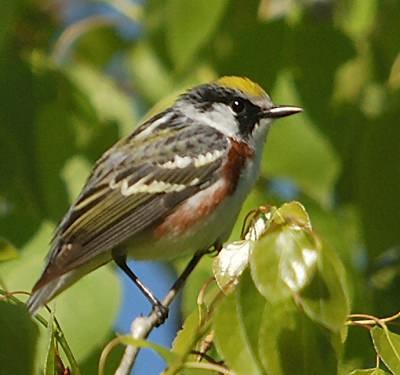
231 98 245 114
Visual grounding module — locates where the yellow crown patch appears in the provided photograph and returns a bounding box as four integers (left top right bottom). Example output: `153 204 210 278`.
216 76 266 98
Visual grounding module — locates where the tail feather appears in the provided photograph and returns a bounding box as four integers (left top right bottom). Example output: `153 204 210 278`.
27 255 111 315
27 274 69 315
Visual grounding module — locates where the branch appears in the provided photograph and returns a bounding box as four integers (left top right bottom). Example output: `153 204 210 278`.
114 252 204 375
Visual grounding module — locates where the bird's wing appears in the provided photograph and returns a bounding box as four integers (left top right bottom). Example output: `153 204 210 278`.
35 118 229 288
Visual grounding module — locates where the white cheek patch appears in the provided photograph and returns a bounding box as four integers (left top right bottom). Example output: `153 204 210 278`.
176 102 239 137
159 149 224 169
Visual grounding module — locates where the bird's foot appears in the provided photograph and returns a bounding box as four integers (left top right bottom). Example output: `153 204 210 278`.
152 302 169 326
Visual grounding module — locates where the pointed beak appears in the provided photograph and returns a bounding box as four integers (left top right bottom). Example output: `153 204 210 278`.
262 105 303 119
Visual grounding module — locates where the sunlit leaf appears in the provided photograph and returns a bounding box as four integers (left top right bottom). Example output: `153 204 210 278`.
213 240 253 293
371 326 400 375
250 203 319 302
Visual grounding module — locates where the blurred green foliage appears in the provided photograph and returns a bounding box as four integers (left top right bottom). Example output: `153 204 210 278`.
0 0 399 374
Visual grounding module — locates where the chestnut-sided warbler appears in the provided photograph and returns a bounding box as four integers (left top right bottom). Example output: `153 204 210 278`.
27 76 302 316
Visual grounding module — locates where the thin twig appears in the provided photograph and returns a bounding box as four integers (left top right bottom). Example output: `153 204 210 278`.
346 312 400 327
114 251 205 375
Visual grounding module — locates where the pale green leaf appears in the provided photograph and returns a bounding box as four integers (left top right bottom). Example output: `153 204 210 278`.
371 326 400 375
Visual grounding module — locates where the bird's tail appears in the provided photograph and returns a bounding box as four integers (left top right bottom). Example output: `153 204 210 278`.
27 255 111 315
26 270 78 315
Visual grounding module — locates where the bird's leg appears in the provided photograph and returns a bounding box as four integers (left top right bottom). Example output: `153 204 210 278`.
113 253 168 324
113 242 220 326
166 241 222 304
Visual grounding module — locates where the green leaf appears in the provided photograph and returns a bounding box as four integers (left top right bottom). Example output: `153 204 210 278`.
214 288 264 375
0 301 39 375
44 313 56 375
258 300 338 375
299 243 350 332
349 368 390 375
165 0 228 71
250 203 319 302
171 310 200 356
237 270 266 370
371 326 400 375
0 237 18 262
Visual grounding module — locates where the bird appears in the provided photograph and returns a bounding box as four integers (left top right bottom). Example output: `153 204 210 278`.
27 76 302 317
